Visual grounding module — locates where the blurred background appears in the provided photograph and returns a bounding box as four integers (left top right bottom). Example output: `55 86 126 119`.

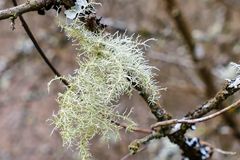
0 0 240 159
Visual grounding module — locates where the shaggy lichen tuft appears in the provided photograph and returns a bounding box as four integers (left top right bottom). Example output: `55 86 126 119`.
49 20 161 159
50 14 160 160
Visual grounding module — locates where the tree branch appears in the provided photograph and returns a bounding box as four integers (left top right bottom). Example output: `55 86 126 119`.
0 0 77 20
164 0 240 144
135 76 240 159
165 78 240 159
0 0 52 20
152 98 240 128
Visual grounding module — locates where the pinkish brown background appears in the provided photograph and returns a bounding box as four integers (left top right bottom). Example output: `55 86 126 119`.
0 0 240 159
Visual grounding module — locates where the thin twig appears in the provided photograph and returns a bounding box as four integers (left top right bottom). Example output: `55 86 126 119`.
12 0 69 87
151 99 240 128
201 140 237 156
111 120 152 134
128 133 164 155
120 146 147 160
214 148 237 156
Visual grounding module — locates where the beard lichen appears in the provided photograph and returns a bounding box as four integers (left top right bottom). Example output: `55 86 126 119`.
49 20 160 159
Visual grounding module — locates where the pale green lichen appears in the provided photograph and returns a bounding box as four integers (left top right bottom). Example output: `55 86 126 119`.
64 22 160 103
49 19 160 159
